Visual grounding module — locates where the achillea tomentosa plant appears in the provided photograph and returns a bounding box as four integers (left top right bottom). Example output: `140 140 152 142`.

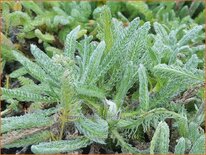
1 1 204 74
1 6 205 154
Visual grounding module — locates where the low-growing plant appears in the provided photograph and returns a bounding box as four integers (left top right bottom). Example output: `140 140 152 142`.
1 3 205 155
1 1 204 71
150 121 205 154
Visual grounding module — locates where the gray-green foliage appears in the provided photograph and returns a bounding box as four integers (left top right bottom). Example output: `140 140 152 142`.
150 64 204 108
1 4 205 154
138 64 149 110
174 137 186 154
75 114 108 144
151 22 204 66
2 1 92 44
31 137 91 154
4 131 51 149
150 121 170 154
149 121 205 155
189 135 205 154
2 108 56 134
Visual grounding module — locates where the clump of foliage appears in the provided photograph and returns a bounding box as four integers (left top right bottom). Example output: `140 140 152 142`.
1 1 93 56
1 1 204 72
1 1 205 155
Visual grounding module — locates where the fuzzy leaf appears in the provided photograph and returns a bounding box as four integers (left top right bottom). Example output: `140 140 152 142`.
96 6 113 53
2 109 55 133
75 115 108 144
115 62 137 107
12 50 47 82
153 22 168 42
64 25 80 59
178 25 203 47
150 121 170 154
153 64 204 84
30 44 64 81
189 135 205 154
138 64 149 110
3 131 51 149
81 41 105 83
76 85 105 99
150 67 202 108
9 67 28 78
1 88 57 103
31 137 91 154
174 137 186 154
184 54 199 70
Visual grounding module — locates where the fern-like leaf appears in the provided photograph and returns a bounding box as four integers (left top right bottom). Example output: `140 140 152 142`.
1 88 57 103
81 41 105 83
75 114 108 144
184 54 199 70
114 62 137 108
2 108 56 133
91 18 141 84
64 25 80 59
12 50 47 82
189 135 205 154
96 6 113 53
76 85 105 99
188 122 204 143
138 64 149 110
31 137 91 154
9 67 28 78
118 108 187 134
151 64 204 107
150 121 169 154
153 22 168 43
3 130 51 149
153 64 204 83
178 25 203 47
30 44 64 81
